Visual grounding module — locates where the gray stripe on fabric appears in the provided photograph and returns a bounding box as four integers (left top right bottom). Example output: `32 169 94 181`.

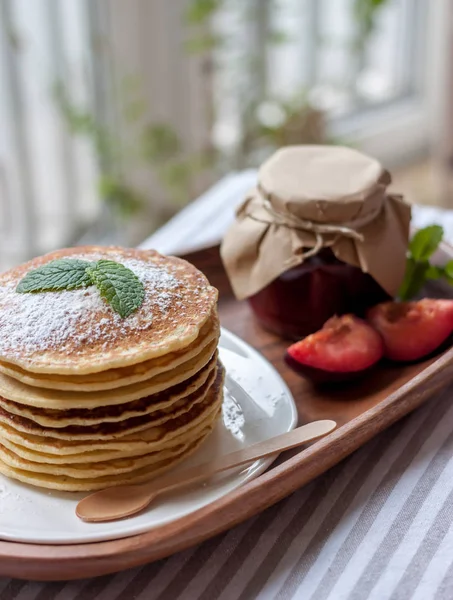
1 583 35 600
134 548 198 600
352 426 453 600
273 416 411 600
307 396 452 600
177 516 261 600
156 531 229 600
0 580 28 600
94 567 145 600
435 555 453 600
227 445 374 600
73 575 115 600
3 583 35 600
197 501 292 600
51 578 87 600
217 487 313 600
144 545 215 600
0 582 15 598
392 486 453 600
34 582 68 600
3 583 37 600
237 433 385 600
111 561 165 600
236 470 341 600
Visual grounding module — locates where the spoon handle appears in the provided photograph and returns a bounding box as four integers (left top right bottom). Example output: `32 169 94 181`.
76 420 337 522
136 419 336 496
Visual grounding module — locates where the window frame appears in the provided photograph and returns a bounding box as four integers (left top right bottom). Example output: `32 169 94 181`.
329 0 450 167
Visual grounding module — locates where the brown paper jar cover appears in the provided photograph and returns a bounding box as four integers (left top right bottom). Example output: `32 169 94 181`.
220 145 411 338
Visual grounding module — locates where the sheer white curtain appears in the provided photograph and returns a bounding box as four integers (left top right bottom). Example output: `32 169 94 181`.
0 0 451 271
0 0 100 268
436 0 453 207
211 0 448 167
0 0 212 268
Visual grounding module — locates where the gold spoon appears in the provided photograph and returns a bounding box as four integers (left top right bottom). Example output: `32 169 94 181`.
76 419 336 523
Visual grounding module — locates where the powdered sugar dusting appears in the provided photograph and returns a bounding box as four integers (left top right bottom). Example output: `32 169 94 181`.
120 258 180 313
222 391 245 439
0 249 213 362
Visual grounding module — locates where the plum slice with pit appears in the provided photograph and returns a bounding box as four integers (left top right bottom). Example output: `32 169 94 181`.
285 314 384 383
367 299 453 362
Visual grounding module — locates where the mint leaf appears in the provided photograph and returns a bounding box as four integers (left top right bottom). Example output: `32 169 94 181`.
16 257 146 318
426 264 444 280
444 260 453 279
16 259 93 293
399 258 429 301
87 260 145 318
399 225 450 300
409 225 443 261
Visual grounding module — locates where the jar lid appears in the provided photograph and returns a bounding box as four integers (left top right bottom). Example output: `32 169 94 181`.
260 145 388 217
220 145 411 300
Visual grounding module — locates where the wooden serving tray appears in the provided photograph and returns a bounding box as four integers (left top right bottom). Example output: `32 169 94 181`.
1 245 453 581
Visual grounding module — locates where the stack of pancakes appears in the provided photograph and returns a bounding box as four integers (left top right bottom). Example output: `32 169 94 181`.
0 247 222 491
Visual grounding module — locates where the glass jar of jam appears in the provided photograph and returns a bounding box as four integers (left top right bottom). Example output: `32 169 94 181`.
247 248 390 339
221 145 411 339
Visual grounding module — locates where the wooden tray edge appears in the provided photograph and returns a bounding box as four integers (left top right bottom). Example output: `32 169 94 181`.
3 241 453 580
0 344 451 581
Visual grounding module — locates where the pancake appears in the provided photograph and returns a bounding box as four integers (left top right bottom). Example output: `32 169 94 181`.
0 422 218 491
0 377 224 491
0 366 224 455
0 341 218 410
0 370 224 490
0 407 218 464
0 311 220 391
0 360 217 432
0 354 218 426
0 362 222 440
0 246 218 375
0 435 196 478
0 245 223 493
0 419 217 479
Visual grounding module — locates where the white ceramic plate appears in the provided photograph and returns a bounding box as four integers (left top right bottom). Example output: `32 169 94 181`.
0 328 297 545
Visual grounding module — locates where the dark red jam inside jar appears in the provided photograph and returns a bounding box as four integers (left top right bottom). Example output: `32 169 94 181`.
248 249 390 340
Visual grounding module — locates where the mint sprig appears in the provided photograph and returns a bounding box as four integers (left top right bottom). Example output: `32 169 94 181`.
399 225 453 300
409 225 443 261
16 259 93 293
86 260 145 318
16 258 145 318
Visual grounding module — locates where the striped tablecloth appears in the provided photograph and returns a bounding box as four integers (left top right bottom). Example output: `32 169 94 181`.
2 174 453 600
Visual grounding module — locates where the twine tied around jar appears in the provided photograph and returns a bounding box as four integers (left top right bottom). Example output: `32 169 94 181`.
221 146 411 300
244 189 383 260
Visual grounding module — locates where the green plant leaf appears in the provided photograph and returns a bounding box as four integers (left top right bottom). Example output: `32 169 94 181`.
398 258 430 301
409 225 444 261
184 0 221 25
98 176 143 219
87 260 145 318
122 99 148 123
16 259 93 293
444 260 453 279
268 30 291 45
398 224 451 300
426 265 445 280
141 124 180 163
184 33 222 54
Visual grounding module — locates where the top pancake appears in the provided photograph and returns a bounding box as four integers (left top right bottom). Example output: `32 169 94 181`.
0 246 218 375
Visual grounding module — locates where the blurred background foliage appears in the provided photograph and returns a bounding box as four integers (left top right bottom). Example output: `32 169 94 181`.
54 0 390 222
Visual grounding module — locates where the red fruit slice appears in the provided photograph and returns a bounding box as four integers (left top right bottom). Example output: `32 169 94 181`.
367 299 453 362
285 315 384 383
